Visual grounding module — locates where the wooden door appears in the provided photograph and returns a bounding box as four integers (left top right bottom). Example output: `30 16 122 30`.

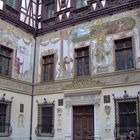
73 106 94 140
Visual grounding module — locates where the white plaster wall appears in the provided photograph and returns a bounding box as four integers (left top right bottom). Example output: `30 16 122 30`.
32 93 65 140
31 85 140 140
100 85 140 140
0 90 31 140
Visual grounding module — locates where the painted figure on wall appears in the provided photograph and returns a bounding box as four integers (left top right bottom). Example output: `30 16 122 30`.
58 56 73 78
58 30 73 79
14 57 23 74
70 17 136 73
14 39 32 80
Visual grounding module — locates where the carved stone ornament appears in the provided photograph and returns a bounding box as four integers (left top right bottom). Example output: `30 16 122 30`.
64 78 105 90
104 105 111 115
18 114 24 127
57 108 62 116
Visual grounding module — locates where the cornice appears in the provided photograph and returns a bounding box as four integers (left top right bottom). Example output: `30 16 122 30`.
0 69 140 95
0 76 32 95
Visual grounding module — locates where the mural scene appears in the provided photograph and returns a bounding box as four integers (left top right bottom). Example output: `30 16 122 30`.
38 13 140 81
0 19 34 82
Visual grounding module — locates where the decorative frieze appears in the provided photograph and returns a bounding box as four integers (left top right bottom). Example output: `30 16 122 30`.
64 78 105 90
0 77 32 94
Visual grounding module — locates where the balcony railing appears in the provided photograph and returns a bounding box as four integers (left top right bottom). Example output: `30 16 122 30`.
0 123 12 137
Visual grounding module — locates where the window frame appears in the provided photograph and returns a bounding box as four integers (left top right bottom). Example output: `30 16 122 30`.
36 103 55 137
114 37 135 71
0 45 13 78
42 0 56 20
74 46 91 78
0 101 12 137
114 98 139 138
41 54 55 82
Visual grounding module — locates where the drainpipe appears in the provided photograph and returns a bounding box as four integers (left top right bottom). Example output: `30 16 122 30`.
30 0 39 140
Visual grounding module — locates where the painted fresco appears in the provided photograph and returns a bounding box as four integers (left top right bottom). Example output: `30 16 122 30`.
0 20 34 82
38 12 140 81
14 39 33 81
39 30 73 81
71 17 136 43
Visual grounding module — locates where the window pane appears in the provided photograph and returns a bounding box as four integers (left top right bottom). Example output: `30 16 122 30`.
5 50 11 57
84 57 89 75
45 0 55 19
42 106 53 116
41 106 53 134
0 47 2 54
0 46 12 76
115 41 123 49
6 0 11 6
84 48 89 56
6 0 17 9
116 51 125 70
4 58 9 76
43 55 54 81
45 0 53 5
126 49 134 69
44 65 48 81
124 38 132 48
0 56 2 75
76 50 82 57
119 102 137 134
49 65 53 80
76 0 82 9
12 0 17 9
0 104 7 133
77 59 82 76
75 47 89 76
76 0 87 9
50 55 54 63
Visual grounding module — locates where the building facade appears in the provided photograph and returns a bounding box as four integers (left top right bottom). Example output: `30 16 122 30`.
0 0 140 140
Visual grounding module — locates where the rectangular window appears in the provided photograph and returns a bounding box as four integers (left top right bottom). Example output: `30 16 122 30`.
42 54 54 81
0 45 12 77
0 102 11 137
115 37 134 71
115 99 139 138
119 102 137 134
0 104 7 133
6 0 18 9
44 0 55 19
75 47 89 77
75 0 88 9
37 104 54 137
